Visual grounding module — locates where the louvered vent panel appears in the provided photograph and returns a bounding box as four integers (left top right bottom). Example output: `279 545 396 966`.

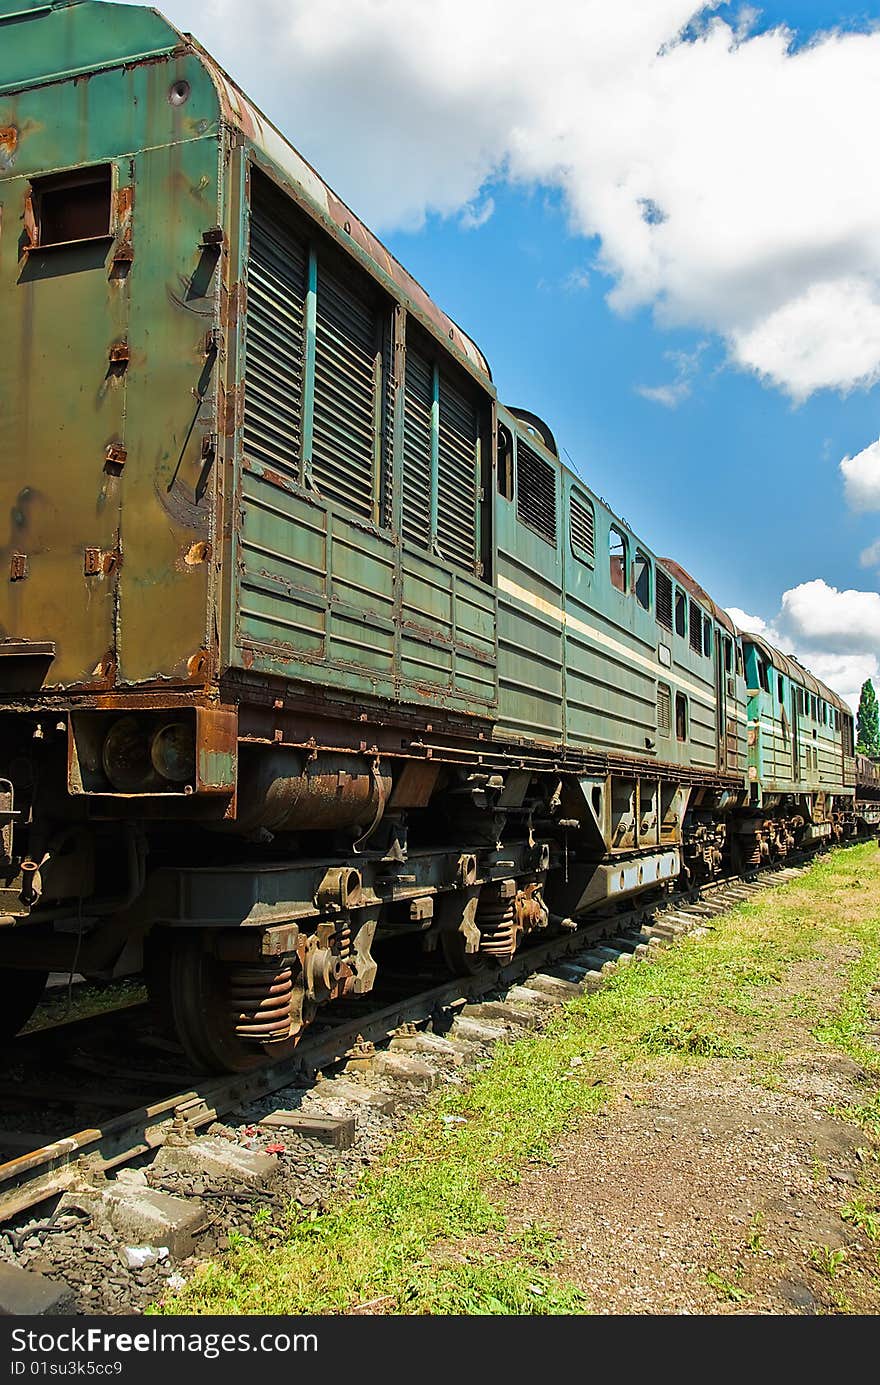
402 347 433 548
570 494 595 560
517 440 556 546
656 569 673 631
244 191 307 478
689 601 703 654
437 371 478 572
657 683 671 736
312 263 381 519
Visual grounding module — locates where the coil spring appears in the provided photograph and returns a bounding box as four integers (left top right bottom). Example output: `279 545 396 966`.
477 890 520 961
742 839 761 868
228 963 294 1043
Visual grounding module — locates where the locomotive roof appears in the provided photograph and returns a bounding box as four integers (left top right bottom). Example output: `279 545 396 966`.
736 630 849 715
0 2 491 384
658 559 738 638
188 38 493 385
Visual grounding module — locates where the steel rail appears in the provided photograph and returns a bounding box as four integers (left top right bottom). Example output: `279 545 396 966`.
0 856 826 1222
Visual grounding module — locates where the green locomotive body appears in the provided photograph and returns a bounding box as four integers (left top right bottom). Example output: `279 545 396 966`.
0 2 862 1069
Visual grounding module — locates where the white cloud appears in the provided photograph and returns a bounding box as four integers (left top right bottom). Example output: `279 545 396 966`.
564 267 592 293
636 343 706 408
458 197 495 231
841 438 880 512
781 579 880 653
725 607 781 644
727 579 880 709
859 538 880 568
152 0 880 400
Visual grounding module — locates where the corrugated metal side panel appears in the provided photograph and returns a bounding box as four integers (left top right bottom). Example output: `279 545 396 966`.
312 262 382 519
436 371 478 573
397 549 496 707
401 346 433 548
244 189 306 479
496 548 564 742
563 584 659 754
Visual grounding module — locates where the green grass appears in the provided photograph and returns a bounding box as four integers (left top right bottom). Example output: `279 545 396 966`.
157 841 880 1316
23 977 147 1032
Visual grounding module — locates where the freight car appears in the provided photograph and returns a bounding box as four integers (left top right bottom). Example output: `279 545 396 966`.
855 755 880 833
0 0 862 1070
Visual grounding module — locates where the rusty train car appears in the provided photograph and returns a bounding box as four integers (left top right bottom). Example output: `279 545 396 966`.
855 755 880 833
0 1 863 1070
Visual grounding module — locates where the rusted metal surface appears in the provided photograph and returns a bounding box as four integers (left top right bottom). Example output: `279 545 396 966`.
233 749 391 834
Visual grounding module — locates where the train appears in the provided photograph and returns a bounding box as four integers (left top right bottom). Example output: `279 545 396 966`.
0 0 873 1071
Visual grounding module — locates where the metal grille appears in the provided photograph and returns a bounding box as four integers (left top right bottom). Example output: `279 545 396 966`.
570 493 595 561
657 682 671 736
437 370 478 572
312 261 384 520
689 601 703 654
244 184 307 479
516 439 556 546
656 569 672 631
402 346 433 548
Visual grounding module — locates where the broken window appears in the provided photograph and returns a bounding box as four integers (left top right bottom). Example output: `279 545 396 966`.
675 589 686 637
634 549 651 610
497 424 514 501
29 164 112 246
675 692 688 742
609 525 628 593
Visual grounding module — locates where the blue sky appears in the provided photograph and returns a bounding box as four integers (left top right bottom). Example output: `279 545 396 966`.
151 0 880 705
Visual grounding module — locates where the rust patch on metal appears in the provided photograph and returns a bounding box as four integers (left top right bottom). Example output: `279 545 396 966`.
21 190 36 251
9 554 28 582
187 650 210 678
184 541 211 566
0 125 18 172
104 443 127 474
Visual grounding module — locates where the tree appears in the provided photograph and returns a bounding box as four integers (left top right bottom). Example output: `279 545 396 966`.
856 678 879 756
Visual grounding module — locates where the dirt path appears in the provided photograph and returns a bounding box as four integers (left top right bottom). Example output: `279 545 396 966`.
500 876 880 1314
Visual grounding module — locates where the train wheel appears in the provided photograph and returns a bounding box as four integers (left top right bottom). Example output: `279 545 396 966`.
148 932 300 1074
440 929 486 976
0 967 49 1040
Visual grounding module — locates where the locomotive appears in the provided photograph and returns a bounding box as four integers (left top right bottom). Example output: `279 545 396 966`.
0 0 864 1071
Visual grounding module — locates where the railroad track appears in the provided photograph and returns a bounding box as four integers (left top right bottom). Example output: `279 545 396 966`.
0 858 812 1230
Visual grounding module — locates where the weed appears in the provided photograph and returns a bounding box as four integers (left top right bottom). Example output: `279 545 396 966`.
638 1020 748 1059
705 1269 747 1303
809 1246 848 1278
840 1196 880 1243
746 1212 765 1254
